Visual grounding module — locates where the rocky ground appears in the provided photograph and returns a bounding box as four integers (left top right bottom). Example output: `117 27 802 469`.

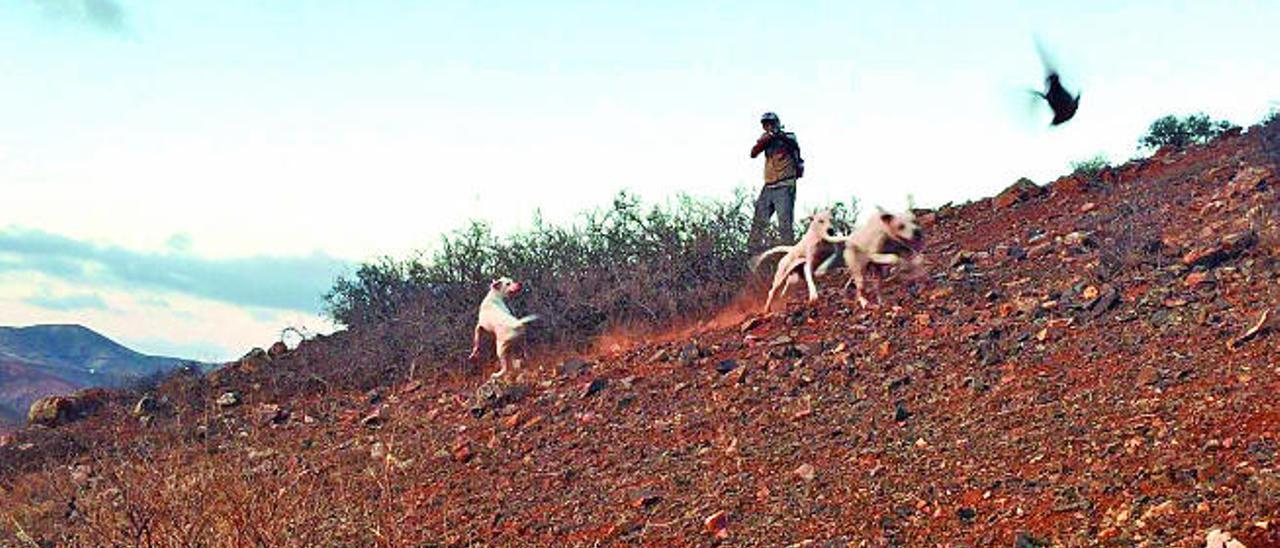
2 121 1280 546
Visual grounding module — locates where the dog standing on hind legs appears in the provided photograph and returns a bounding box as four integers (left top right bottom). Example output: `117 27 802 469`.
751 210 846 314
468 277 540 379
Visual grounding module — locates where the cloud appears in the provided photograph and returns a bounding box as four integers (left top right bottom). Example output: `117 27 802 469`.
0 227 350 313
37 0 128 34
21 290 109 311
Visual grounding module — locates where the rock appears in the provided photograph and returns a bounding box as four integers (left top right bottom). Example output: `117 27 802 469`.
1062 231 1093 249
267 341 289 359
370 441 388 462
957 507 976 522
677 342 701 366
559 358 590 377
216 391 242 408
447 439 472 462
1052 174 1090 196
1183 231 1257 268
647 347 669 364
256 403 290 425
238 347 270 373
1089 285 1120 318
1226 166 1272 196
470 380 530 417
794 463 816 482
1080 202 1096 213
1206 528 1248 548
247 448 276 461
28 389 109 428
1014 532 1051 547
361 406 388 428
703 510 729 538
630 489 662 509
949 251 974 269
976 340 1002 366
994 177 1042 210
894 401 911 422
70 464 91 486
1185 271 1215 287
716 359 739 374
580 378 608 398
1141 500 1175 520
740 317 763 333
1136 367 1160 386
1081 285 1100 303
131 395 167 418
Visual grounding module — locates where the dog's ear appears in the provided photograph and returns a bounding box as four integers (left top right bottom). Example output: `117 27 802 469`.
490 279 502 291
879 211 895 225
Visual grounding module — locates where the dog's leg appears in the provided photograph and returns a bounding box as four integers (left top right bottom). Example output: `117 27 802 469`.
803 257 819 302
866 253 902 265
492 339 510 378
467 324 485 362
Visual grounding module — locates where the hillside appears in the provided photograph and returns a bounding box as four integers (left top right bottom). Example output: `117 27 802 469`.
2 120 1279 545
0 325 201 428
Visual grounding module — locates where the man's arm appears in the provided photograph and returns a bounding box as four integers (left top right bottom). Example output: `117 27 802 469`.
750 133 772 158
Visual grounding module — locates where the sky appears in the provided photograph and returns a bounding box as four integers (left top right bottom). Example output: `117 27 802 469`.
2 0 1278 361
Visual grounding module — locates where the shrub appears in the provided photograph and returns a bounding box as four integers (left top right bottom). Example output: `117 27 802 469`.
1139 113 1238 150
1070 153 1111 180
323 190 859 378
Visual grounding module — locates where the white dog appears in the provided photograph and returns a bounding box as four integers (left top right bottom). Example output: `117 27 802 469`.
468 277 540 378
820 207 926 308
751 210 847 314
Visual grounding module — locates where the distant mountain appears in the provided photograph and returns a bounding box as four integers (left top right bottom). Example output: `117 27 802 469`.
0 324 205 426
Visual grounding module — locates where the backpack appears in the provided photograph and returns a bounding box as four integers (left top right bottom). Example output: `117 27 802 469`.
784 132 805 178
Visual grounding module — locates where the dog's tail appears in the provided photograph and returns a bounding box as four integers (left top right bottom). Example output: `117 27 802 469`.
822 233 851 245
516 314 540 327
750 245 793 272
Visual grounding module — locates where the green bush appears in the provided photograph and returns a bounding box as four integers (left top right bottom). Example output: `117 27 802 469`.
323 190 859 376
1070 153 1111 180
1139 113 1238 150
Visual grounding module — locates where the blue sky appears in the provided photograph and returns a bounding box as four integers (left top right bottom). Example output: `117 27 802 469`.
2 1 1278 360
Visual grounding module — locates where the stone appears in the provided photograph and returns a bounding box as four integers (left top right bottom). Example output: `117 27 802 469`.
581 378 608 398
27 388 109 428
716 359 739 374
267 341 289 359
361 406 389 428
559 358 590 377
131 395 167 417
703 510 729 538
451 440 473 463
256 403 290 425
794 463 816 482
237 347 270 373
247 448 277 461
216 391 242 408
677 342 701 366
894 401 911 422
1183 231 1257 268
470 380 530 417
994 178 1042 210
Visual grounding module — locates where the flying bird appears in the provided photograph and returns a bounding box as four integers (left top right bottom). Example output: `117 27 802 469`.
1032 38 1081 126
1039 72 1080 126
